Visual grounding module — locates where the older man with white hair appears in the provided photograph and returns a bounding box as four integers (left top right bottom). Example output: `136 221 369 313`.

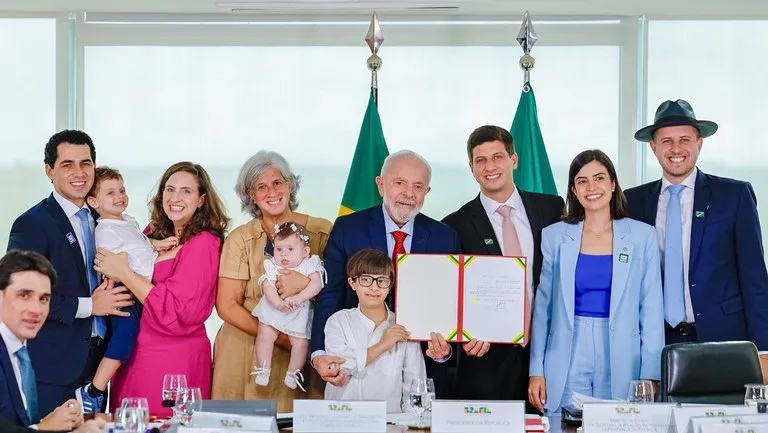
310 150 460 398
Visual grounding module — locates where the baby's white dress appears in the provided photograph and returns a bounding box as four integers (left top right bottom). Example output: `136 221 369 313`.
252 255 325 338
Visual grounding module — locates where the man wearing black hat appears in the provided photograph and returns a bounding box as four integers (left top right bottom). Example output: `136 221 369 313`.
625 99 768 350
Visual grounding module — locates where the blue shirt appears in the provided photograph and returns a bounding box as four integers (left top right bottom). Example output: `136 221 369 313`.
574 253 613 318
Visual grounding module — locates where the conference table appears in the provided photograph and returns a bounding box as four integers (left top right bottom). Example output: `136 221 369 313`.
278 415 578 432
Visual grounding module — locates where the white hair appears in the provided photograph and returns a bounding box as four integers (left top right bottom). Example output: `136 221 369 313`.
234 150 300 218
380 150 432 184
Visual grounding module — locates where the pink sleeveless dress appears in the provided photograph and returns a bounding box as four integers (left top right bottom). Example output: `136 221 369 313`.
109 231 220 417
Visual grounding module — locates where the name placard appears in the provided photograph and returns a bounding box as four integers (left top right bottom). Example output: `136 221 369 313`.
700 424 768 433
431 400 524 433
293 400 386 433
690 414 768 433
190 412 277 433
670 405 757 433
583 402 676 433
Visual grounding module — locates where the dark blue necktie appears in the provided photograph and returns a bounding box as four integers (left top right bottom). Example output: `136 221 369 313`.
664 184 686 327
75 208 106 338
16 346 38 424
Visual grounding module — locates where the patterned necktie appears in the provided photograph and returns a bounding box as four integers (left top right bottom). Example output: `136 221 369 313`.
664 184 687 328
389 231 408 311
495 205 530 345
75 208 106 339
16 346 38 424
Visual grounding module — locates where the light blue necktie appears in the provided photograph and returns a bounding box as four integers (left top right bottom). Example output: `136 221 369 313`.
664 184 686 327
16 346 39 424
75 208 106 339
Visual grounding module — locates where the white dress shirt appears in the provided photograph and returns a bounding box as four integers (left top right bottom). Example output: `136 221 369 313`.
324 307 427 413
95 215 156 280
479 189 535 311
0 322 28 411
51 190 97 336
655 168 698 324
382 205 415 256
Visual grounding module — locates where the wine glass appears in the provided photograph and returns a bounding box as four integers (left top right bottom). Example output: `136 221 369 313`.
175 387 203 425
409 379 430 428
745 384 768 413
425 378 436 412
162 374 188 423
121 397 150 424
627 379 655 403
115 407 145 433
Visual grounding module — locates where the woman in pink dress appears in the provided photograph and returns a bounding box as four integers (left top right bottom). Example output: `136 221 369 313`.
95 161 230 417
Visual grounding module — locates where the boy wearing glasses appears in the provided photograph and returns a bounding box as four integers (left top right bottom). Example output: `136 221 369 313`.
323 249 426 413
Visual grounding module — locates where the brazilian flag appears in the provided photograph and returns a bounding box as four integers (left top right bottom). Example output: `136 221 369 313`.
511 81 558 196
338 89 390 216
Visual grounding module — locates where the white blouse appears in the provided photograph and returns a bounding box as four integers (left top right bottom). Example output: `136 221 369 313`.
324 307 426 413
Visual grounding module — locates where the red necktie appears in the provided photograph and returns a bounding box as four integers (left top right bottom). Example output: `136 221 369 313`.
390 231 408 311
392 230 407 262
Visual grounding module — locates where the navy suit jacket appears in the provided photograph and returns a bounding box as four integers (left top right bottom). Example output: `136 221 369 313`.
310 205 460 397
0 338 29 427
625 169 768 350
7 194 94 386
311 204 460 353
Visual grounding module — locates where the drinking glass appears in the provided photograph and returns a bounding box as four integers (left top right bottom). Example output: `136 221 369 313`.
162 374 188 423
627 379 655 403
745 384 768 413
114 407 145 433
425 378 436 412
175 387 203 425
121 397 150 424
408 379 430 428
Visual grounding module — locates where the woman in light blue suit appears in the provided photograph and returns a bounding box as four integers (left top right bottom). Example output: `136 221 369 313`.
528 149 664 414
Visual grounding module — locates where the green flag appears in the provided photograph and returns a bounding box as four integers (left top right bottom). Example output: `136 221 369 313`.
510 82 558 196
339 89 390 216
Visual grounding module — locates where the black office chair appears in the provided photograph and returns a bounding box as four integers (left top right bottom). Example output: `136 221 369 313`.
661 341 763 404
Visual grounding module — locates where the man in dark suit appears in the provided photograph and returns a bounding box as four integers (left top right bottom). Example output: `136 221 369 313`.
310 150 460 397
443 125 563 406
625 99 768 349
0 250 84 430
7 130 133 415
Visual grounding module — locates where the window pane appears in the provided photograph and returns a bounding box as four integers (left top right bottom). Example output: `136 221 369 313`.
647 21 768 245
84 45 619 339
0 19 57 249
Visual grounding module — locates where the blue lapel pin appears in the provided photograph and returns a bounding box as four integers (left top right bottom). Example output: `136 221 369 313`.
66 232 76 244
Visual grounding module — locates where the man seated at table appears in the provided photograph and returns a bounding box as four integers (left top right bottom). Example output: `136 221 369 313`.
0 250 85 430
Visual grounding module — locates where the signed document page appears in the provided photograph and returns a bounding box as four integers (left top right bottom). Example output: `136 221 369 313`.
395 254 526 344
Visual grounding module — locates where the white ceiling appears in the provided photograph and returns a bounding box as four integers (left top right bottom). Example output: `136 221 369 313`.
0 0 766 18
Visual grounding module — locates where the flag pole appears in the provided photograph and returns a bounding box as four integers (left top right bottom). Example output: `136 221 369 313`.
365 12 384 105
516 11 538 92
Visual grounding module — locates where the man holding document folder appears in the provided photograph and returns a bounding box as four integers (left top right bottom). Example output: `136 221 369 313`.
443 125 564 408
311 150 461 398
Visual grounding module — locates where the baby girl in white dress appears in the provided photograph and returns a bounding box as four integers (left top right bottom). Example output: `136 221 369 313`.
251 222 325 390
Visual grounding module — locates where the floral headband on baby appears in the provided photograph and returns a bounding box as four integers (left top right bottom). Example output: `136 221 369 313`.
274 222 311 244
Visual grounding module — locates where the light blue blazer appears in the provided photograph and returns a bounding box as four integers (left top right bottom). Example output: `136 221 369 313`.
529 218 664 413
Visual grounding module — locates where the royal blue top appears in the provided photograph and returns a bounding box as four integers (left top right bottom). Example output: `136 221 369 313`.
574 253 613 318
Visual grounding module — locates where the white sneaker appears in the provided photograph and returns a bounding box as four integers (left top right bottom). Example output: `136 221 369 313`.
250 365 271 386
284 369 306 392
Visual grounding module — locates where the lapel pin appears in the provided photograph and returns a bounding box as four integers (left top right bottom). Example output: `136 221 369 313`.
66 232 76 245
695 211 705 218
619 253 629 263
484 239 494 245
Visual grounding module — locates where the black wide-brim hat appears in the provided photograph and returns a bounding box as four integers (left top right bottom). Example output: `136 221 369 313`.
634 99 718 142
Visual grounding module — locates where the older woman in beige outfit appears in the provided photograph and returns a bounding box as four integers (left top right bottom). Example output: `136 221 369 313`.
212 150 332 411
